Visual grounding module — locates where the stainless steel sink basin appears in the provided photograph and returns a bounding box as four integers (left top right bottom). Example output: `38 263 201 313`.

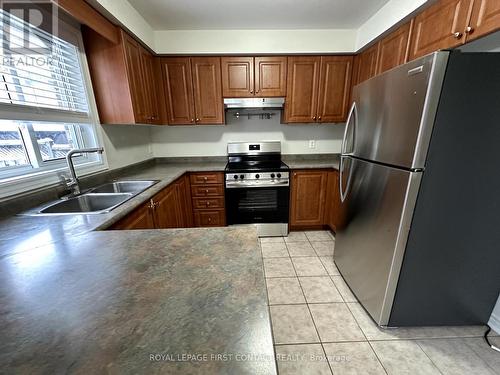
89 180 158 194
39 193 132 214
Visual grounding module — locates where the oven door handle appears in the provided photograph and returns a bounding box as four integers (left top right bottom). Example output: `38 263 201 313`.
226 181 290 189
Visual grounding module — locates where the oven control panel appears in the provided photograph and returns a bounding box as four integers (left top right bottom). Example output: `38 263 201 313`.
225 171 289 188
226 172 289 181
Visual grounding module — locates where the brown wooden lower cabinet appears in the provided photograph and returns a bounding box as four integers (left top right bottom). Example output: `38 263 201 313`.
290 169 342 232
190 172 226 227
290 170 328 228
110 175 193 230
193 210 226 227
111 201 155 230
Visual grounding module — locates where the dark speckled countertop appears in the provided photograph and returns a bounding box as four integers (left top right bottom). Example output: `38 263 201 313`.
0 156 338 373
0 226 276 374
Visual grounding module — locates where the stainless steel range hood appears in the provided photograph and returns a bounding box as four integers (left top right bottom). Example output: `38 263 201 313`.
224 97 285 109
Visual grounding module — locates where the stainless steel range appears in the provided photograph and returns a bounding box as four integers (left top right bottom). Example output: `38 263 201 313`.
225 141 290 237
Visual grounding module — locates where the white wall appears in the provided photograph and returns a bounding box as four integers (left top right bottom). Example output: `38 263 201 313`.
151 111 344 157
153 29 356 54
355 0 429 50
100 125 153 170
91 0 432 54
90 0 155 49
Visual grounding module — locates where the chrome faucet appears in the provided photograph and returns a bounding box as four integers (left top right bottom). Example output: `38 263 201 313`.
65 147 104 196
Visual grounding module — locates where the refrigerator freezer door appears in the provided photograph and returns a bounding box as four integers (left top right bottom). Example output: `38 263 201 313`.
334 157 422 325
351 52 448 169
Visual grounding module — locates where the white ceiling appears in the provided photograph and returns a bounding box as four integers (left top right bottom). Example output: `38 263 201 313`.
127 0 391 30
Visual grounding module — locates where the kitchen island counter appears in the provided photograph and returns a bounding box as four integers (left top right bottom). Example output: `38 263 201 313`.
0 226 276 374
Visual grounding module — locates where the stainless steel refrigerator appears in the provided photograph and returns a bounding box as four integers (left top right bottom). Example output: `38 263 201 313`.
334 51 500 327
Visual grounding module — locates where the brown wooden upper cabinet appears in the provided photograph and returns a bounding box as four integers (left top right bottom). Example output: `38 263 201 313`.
83 28 161 125
352 43 379 85
409 0 473 60
285 56 353 123
377 22 412 74
466 0 500 42
221 56 287 97
160 57 224 125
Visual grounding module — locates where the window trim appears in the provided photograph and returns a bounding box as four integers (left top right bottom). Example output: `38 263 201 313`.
0 16 109 200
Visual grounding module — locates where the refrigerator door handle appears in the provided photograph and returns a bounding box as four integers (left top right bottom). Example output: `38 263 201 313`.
341 101 357 156
340 155 354 203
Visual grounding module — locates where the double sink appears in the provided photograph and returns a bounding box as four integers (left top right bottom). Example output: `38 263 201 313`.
36 180 159 215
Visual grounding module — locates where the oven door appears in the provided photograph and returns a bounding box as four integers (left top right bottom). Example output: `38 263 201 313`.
225 185 290 225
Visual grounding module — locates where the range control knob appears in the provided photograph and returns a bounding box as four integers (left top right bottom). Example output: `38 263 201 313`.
277 173 282 178
255 174 260 179
270 173 275 178
240 174 244 179
233 174 238 180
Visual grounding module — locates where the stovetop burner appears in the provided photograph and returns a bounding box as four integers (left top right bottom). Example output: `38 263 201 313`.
225 160 289 173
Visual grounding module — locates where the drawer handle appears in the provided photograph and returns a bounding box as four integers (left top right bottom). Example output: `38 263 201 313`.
203 177 208 181
205 189 209 194
206 202 210 206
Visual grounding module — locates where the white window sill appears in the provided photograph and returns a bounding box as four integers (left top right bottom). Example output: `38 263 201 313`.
0 160 109 200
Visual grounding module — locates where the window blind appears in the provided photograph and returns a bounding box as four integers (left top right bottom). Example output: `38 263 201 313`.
0 9 90 122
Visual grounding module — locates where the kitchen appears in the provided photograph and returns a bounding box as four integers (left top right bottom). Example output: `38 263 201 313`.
0 0 499 374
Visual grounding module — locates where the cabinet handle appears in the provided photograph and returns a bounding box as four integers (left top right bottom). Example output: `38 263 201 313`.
196 118 200 122
250 90 254 94
312 116 317 121
208 217 212 222
206 202 210 206
464 26 474 34
452 31 463 39
318 116 322 121
205 189 209 194
256 90 259 94
191 118 194 122
203 177 208 181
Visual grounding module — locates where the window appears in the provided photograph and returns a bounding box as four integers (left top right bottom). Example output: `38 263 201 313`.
0 7 103 185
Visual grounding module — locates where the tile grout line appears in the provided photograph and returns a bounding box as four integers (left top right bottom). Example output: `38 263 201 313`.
344 300 389 375
413 340 445 375
259 239 281 375
292 235 335 375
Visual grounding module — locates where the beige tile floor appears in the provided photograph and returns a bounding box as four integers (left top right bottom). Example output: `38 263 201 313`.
260 230 500 375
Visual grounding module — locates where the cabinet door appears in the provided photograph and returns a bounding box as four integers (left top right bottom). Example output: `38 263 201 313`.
353 43 380 85
154 184 182 228
467 0 500 41
317 56 353 123
325 170 341 231
221 57 254 97
122 31 148 123
254 56 287 97
285 56 321 123
408 0 473 60
191 57 224 125
176 175 193 228
290 170 328 226
140 47 161 124
161 57 195 125
193 210 226 227
377 22 412 74
111 202 155 230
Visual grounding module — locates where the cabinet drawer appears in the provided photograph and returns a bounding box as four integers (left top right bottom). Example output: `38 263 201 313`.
193 210 226 227
192 197 225 209
190 172 224 185
191 184 225 197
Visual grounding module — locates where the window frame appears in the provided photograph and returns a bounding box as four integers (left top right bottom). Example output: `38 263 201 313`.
0 14 108 199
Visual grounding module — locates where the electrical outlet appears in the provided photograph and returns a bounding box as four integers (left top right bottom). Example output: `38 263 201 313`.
309 140 316 149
